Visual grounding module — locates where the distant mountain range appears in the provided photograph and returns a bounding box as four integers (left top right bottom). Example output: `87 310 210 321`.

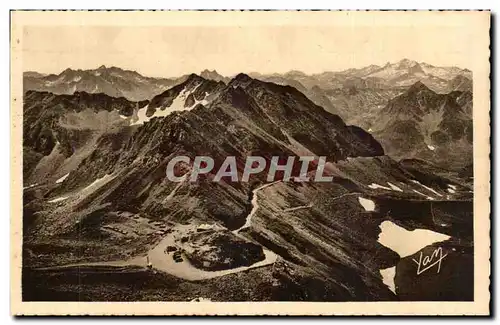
24 59 472 100
23 59 473 171
23 65 189 101
248 59 472 126
24 60 472 137
249 59 471 93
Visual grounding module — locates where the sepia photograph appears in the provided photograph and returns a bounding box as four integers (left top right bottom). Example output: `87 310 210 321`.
10 10 490 315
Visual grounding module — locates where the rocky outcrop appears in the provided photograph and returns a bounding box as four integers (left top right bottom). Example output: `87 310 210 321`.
372 82 473 169
185 230 266 271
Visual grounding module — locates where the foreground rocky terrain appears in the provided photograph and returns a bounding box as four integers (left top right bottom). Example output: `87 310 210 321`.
22 70 473 302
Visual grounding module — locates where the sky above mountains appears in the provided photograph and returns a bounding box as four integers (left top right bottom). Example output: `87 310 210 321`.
22 14 477 78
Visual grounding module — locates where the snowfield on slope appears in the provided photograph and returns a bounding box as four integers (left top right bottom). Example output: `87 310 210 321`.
55 173 70 184
387 182 403 192
380 266 397 294
413 189 435 200
368 183 392 191
367 182 404 192
411 180 443 197
131 85 208 126
377 220 451 257
48 196 69 203
48 174 116 204
358 197 375 211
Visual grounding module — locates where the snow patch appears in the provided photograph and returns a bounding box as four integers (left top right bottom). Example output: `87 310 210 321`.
73 76 82 82
387 182 403 192
380 266 397 294
48 196 69 203
119 115 129 120
197 224 215 231
23 183 38 190
81 174 114 193
427 144 436 151
378 220 451 257
411 180 442 197
131 85 207 126
55 173 70 184
192 92 210 107
368 183 392 191
447 188 456 194
448 184 457 190
131 104 150 126
412 189 434 200
358 197 375 211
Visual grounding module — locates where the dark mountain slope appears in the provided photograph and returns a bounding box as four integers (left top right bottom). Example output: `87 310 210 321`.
23 90 147 183
372 82 472 169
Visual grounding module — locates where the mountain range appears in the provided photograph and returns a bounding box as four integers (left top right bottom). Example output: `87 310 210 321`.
250 59 471 92
24 59 472 99
24 59 472 136
248 59 472 126
23 69 473 302
23 65 189 101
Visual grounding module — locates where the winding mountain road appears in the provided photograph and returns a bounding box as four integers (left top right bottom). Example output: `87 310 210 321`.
38 180 282 281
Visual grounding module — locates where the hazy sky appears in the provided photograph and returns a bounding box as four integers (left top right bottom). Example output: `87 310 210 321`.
22 24 475 78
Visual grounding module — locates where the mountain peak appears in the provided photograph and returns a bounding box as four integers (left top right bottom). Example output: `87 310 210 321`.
200 69 227 82
397 58 421 70
186 73 205 83
60 68 74 75
97 65 107 70
407 81 434 95
227 73 253 89
233 73 252 82
201 69 216 74
398 58 417 65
